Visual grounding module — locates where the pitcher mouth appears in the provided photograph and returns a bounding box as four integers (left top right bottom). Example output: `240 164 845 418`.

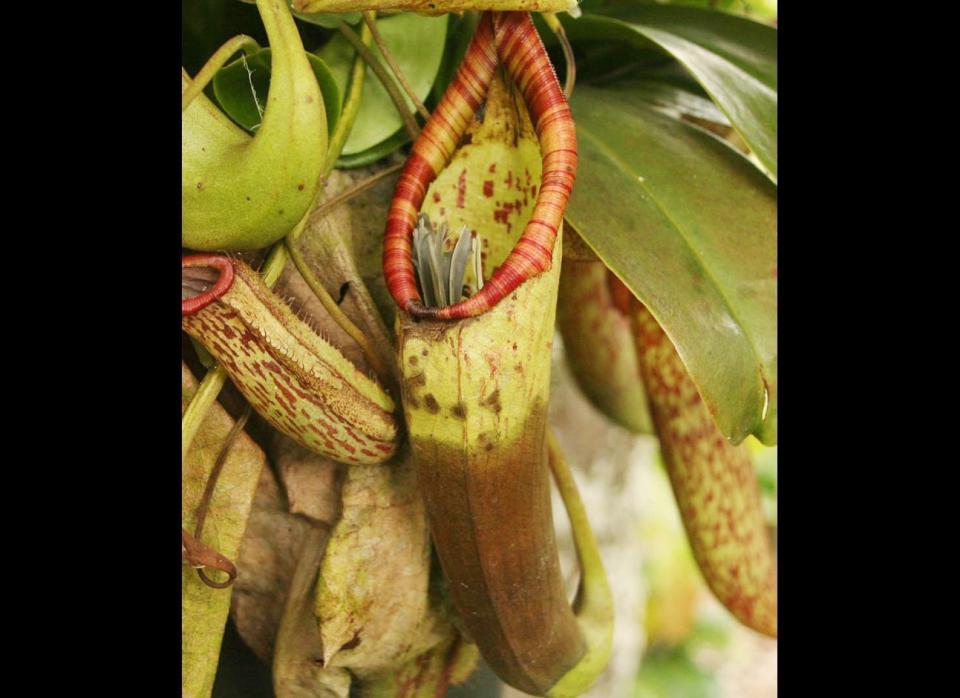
182 254 235 315
383 12 574 323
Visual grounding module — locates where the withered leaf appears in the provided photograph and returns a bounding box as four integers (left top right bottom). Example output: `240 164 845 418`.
182 363 266 698
231 432 342 669
230 464 314 664
271 432 344 527
361 633 480 697
303 161 403 331
274 527 352 698
300 163 400 371
230 461 353 698
315 453 453 679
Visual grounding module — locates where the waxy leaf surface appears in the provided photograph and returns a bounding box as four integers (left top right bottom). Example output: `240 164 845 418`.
567 85 776 444
336 130 409 169
565 6 777 180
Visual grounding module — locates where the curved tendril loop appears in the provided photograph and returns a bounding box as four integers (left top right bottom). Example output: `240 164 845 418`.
383 11 576 321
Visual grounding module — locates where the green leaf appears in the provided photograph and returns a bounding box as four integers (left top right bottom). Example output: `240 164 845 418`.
580 0 778 23
617 77 729 127
213 48 341 137
595 5 776 88
335 128 409 168
567 85 777 445
317 13 448 155
565 7 776 180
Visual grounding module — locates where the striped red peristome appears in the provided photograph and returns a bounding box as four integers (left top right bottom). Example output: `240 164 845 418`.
182 254 235 315
383 11 576 320
382 13 497 315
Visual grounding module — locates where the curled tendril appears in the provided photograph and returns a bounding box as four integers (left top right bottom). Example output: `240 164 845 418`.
182 405 252 590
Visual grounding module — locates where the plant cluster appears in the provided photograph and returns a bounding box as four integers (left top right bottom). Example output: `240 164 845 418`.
181 1 777 696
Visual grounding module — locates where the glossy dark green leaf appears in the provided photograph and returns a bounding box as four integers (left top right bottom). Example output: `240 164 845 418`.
595 5 776 86
579 0 777 22
317 13 448 155
335 128 409 169
619 78 728 127
564 7 776 180
568 85 776 445
213 48 341 136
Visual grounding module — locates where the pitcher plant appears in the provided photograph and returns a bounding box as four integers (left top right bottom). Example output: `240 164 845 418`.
182 1 777 696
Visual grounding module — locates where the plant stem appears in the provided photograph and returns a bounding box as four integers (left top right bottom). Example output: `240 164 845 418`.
337 19 420 141
546 429 611 621
310 162 403 222
543 13 576 98
322 21 370 176
259 241 290 287
362 11 431 121
182 34 261 111
181 243 288 462
546 428 614 693
285 35 401 381
182 366 228 464
283 40 398 385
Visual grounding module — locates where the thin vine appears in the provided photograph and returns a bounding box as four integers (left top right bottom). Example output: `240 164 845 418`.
285 24 394 385
362 10 431 121
337 19 421 141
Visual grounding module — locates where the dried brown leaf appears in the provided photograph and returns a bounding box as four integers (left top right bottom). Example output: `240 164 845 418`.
315 453 453 679
274 258 371 374
360 634 480 697
231 432 344 663
230 464 313 663
272 432 344 527
303 162 403 332
274 527 352 698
